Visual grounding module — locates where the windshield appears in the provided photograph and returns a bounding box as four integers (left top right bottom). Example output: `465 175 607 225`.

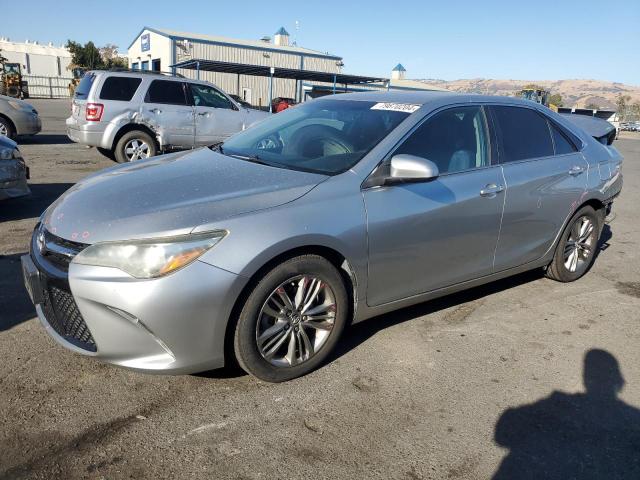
220 99 413 175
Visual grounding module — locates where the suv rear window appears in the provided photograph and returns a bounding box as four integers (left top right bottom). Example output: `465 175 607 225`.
99 76 142 101
145 80 188 105
74 73 96 100
491 106 554 162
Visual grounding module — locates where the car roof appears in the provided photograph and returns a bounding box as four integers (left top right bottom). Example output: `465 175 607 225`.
322 90 540 108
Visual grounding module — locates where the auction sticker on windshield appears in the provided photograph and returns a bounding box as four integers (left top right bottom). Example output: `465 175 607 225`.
370 102 421 113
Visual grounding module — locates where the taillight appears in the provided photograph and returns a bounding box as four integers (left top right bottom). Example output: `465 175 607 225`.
85 103 104 121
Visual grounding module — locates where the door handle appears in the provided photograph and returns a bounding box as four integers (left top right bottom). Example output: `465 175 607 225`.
150 108 162 114
197 112 211 117
480 184 505 197
568 165 585 176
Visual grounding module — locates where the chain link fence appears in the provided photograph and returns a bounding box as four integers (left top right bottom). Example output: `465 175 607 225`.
23 75 72 99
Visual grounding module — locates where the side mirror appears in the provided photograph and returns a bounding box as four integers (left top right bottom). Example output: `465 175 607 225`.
388 154 439 183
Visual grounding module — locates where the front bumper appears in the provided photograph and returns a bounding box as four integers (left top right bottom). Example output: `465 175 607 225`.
0 158 30 200
23 228 246 374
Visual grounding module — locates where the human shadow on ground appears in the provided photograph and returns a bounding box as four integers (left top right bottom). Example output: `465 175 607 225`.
492 349 640 479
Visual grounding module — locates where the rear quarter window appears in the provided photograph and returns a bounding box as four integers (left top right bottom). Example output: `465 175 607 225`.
99 76 142 101
491 106 554 162
74 73 96 100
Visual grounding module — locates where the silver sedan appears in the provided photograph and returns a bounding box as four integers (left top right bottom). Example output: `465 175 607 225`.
0 94 42 139
22 92 623 382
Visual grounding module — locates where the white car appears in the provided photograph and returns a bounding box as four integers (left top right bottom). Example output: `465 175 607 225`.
66 70 269 163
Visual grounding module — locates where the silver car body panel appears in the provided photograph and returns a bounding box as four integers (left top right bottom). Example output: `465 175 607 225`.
0 94 42 136
29 91 622 373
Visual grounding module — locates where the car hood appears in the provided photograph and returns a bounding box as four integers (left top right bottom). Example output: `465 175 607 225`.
43 148 327 243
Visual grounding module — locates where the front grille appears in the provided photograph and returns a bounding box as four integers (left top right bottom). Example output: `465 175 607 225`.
39 229 87 272
41 284 97 352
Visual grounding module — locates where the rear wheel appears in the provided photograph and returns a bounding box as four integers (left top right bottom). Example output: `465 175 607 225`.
546 206 601 282
96 147 116 161
233 255 349 382
114 130 157 163
0 117 16 139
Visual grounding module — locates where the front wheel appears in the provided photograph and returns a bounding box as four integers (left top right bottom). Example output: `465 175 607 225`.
114 130 157 163
233 255 349 382
546 206 601 282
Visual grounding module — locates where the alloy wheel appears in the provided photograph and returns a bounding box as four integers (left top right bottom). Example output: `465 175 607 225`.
124 138 151 161
0 123 8 136
563 216 596 272
256 275 336 367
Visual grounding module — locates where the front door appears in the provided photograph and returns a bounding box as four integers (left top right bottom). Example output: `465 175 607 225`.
364 105 505 306
189 83 244 146
489 105 589 271
143 79 194 148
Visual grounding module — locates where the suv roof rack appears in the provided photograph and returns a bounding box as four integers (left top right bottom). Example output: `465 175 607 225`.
92 68 185 78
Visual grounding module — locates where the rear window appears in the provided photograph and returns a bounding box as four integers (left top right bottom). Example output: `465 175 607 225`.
144 80 188 105
491 106 554 162
74 73 96 100
99 76 142 101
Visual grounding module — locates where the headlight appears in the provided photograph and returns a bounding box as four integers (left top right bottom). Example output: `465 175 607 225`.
73 230 227 278
0 146 21 160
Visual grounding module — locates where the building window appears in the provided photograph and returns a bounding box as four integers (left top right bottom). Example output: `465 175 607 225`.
141 60 149 71
132 62 139 70
25 53 30 74
56 57 61 76
152 59 161 72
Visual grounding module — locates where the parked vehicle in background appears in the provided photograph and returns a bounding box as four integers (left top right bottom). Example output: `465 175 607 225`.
66 70 270 163
0 135 30 200
272 97 296 113
25 92 622 382
0 94 42 139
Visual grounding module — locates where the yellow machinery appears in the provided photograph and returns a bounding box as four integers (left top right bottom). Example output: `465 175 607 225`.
519 88 558 112
68 65 86 96
0 62 28 98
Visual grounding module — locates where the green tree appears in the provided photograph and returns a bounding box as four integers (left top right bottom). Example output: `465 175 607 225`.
585 103 600 110
66 40 104 69
548 93 563 107
616 94 632 120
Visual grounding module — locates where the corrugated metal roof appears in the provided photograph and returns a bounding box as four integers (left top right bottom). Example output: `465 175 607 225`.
148 27 340 59
172 59 384 84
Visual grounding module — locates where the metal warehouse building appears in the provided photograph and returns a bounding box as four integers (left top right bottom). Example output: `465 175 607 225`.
127 26 343 109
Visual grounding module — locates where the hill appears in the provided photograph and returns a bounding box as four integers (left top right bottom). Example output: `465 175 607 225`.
417 78 640 109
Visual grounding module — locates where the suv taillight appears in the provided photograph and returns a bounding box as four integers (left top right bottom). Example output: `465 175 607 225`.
85 103 104 121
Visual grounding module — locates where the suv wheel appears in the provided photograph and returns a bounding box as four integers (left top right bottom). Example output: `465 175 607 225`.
115 130 157 163
546 205 601 282
234 255 349 382
0 117 16 139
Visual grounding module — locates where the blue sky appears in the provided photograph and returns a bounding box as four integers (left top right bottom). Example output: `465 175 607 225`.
1 0 639 84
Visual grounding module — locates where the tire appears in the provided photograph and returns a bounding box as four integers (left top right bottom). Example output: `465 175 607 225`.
0 117 16 140
546 206 601 282
96 147 116 161
234 255 349 382
114 130 157 163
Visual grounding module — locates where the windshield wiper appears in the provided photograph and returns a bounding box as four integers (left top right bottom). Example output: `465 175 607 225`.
225 152 274 167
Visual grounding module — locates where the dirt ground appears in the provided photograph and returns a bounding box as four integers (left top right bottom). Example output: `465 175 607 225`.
1 99 639 479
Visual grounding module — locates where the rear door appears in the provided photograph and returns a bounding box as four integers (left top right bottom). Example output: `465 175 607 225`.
188 83 244 145
143 79 195 148
490 105 588 271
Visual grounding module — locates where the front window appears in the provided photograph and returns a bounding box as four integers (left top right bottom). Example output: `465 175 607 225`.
220 99 413 175
190 84 234 110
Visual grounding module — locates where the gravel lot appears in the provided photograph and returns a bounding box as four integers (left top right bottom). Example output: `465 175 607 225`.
1 99 639 480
